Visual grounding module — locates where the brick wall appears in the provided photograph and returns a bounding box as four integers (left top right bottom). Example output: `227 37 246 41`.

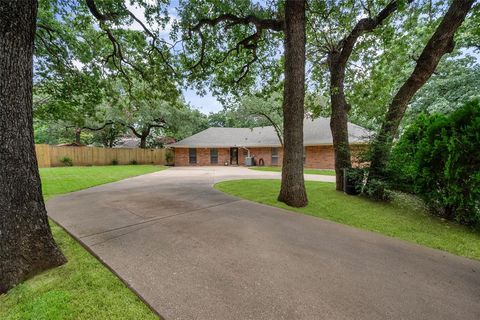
174 147 230 166
174 145 366 169
304 145 334 169
247 147 283 167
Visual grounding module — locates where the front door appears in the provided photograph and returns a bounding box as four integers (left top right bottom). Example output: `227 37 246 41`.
230 147 239 165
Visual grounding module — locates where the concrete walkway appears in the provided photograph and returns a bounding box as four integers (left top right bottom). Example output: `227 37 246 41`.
47 167 480 320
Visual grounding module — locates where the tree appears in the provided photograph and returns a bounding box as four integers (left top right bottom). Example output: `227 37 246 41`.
178 0 308 207
34 68 107 144
90 123 126 148
237 92 284 146
277 0 308 206
308 0 413 190
0 0 66 293
407 58 480 120
367 0 476 188
207 108 263 128
163 104 209 141
105 71 179 148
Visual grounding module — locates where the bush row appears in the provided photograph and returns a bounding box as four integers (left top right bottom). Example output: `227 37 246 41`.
386 99 480 227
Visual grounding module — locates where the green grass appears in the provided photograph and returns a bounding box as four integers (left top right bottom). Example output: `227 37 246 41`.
0 165 166 320
249 166 336 176
40 165 164 200
215 179 480 261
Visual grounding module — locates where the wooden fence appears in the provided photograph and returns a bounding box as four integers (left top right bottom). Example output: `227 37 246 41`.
35 144 167 168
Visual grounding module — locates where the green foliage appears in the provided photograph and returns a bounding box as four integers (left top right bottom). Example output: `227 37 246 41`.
362 178 392 201
130 160 138 165
237 92 283 130
215 179 480 260
175 0 284 98
34 0 186 146
165 150 174 164
205 91 285 134
90 123 127 148
59 156 73 167
34 120 75 145
207 108 267 128
111 159 118 166
407 59 480 120
388 100 480 227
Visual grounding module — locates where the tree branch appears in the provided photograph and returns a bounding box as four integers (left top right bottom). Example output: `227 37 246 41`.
82 121 114 131
188 13 284 82
338 0 413 65
191 14 284 33
85 0 142 85
256 111 284 146
127 125 142 138
85 0 117 21
125 9 178 76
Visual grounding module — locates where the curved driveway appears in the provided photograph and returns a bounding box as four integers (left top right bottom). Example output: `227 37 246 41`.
47 167 480 320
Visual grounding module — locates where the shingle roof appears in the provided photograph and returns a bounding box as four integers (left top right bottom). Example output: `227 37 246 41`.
170 117 371 148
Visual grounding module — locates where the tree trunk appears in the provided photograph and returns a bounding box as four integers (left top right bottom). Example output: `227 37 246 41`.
277 0 308 207
323 0 409 191
328 53 352 191
140 135 147 149
75 128 81 144
0 0 66 293
367 0 475 182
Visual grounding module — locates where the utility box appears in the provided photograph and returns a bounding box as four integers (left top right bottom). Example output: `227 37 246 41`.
245 156 253 166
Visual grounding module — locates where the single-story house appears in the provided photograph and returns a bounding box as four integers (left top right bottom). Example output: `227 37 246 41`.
169 117 371 169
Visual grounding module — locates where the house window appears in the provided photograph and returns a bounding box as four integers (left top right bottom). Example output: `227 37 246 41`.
189 148 197 164
210 148 218 164
271 147 279 165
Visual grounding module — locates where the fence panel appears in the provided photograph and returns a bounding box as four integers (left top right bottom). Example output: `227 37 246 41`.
35 144 166 167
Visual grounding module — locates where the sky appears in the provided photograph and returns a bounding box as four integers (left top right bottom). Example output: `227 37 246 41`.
182 90 223 114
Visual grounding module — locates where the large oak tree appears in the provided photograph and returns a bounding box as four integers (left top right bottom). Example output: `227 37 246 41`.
178 0 308 207
0 0 66 293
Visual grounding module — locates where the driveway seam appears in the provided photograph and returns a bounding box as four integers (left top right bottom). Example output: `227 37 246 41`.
80 199 243 243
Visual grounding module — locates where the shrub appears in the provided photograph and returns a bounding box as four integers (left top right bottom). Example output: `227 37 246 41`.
130 160 138 165
59 156 73 166
165 151 174 165
387 99 480 227
111 159 118 165
362 178 392 201
344 168 365 195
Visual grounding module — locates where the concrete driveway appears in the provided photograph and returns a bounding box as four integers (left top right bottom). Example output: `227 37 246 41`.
47 167 480 320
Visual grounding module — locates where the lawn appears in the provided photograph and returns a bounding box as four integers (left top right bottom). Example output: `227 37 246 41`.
249 166 335 176
0 165 166 320
215 179 480 261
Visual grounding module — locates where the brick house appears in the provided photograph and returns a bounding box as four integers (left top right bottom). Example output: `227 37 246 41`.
169 117 370 169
